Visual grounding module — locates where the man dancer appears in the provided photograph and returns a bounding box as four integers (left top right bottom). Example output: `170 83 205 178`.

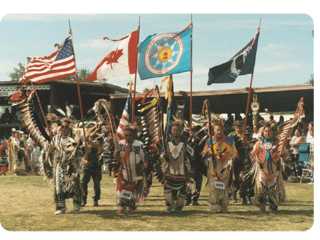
114 124 146 214
204 121 237 213
161 120 192 213
51 117 82 215
81 140 103 207
251 123 281 212
186 125 204 206
228 121 253 204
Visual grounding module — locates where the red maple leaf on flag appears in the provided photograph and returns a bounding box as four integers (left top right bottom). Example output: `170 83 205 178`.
104 49 124 69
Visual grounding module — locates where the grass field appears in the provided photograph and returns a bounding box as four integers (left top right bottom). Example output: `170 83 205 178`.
0 175 313 231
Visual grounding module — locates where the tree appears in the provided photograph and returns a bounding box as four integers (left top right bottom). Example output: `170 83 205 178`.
9 62 25 82
78 68 90 81
66 68 90 81
306 74 314 85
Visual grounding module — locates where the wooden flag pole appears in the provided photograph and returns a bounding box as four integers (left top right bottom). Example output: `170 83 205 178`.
68 19 87 145
204 99 216 169
189 14 193 131
243 74 254 137
132 16 141 123
76 81 85 126
242 19 261 140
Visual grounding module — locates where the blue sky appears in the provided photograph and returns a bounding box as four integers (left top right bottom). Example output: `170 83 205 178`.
0 14 313 91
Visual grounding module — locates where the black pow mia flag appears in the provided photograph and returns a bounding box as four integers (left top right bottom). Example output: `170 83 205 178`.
208 29 260 85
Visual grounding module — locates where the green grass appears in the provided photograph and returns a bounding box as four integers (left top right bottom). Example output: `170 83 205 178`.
0 174 313 231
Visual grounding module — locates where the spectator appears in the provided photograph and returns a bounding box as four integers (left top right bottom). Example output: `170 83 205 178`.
0 108 12 123
31 145 41 175
235 113 242 121
224 113 234 134
7 129 19 173
306 122 314 169
18 131 31 173
289 128 305 164
306 122 314 142
268 115 276 125
252 125 260 140
278 115 284 127
26 136 41 175
0 139 9 175
11 108 19 123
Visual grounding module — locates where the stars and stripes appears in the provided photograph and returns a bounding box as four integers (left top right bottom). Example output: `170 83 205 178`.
116 95 132 139
20 36 76 84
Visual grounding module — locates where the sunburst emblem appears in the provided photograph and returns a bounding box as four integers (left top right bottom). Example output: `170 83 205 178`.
145 33 184 75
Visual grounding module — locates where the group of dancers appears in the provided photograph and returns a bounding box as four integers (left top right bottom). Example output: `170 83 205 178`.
11 88 305 215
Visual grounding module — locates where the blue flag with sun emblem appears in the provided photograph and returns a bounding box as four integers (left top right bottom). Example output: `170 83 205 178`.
138 24 192 80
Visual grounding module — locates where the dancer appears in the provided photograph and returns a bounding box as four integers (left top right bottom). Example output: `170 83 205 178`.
204 120 237 213
51 117 82 215
161 120 192 213
114 124 146 214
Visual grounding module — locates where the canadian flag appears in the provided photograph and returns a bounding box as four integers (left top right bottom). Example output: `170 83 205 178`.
87 30 139 81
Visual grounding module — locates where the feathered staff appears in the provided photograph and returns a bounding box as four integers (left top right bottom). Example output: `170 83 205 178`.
202 99 216 169
277 97 305 157
164 75 174 142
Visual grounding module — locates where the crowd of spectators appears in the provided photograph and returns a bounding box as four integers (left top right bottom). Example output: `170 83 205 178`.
0 128 42 176
0 107 19 124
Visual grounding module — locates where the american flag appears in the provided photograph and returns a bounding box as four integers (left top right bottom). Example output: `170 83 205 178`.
116 95 132 139
20 36 76 84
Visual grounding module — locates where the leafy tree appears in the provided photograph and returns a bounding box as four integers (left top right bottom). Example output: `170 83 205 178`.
9 62 25 82
66 68 90 81
306 74 314 85
78 68 90 81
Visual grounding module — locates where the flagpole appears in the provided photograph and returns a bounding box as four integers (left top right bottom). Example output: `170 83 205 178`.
243 74 254 134
189 14 193 130
243 19 261 139
131 16 141 123
68 19 87 145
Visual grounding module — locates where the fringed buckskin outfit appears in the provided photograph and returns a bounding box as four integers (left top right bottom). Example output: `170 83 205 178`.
51 130 82 213
251 137 280 212
161 138 192 212
205 136 237 213
115 139 145 212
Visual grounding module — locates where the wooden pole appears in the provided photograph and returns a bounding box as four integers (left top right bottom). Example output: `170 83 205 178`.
68 19 87 144
205 99 216 169
189 14 193 130
242 73 254 139
242 19 261 140
131 16 141 123
75 82 85 121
